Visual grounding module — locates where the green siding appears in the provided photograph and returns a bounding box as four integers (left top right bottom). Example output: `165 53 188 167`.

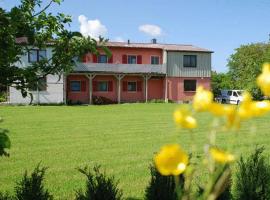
167 52 211 77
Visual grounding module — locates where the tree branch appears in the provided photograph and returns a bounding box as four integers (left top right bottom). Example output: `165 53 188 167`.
32 0 53 17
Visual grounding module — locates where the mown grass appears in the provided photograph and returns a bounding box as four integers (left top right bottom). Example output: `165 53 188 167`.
0 103 270 199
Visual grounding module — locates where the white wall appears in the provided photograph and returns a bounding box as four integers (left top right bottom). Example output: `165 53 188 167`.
9 47 64 104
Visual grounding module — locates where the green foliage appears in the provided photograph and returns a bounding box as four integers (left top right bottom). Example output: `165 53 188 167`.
14 164 53 200
227 43 270 99
211 71 232 97
232 146 270 200
0 192 13 200
0 118 10 157
75 165 122 200
0 0 107 101
0 92 7 102
144 165 183 200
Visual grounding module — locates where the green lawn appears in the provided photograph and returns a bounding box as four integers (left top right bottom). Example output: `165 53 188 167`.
0 104 270 199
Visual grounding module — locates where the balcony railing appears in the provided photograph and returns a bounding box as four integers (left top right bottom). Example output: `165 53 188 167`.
74 62 166 75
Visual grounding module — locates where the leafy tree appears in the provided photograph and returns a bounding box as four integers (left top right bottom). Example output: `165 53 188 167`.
0 0 109 100
227 43 270 99
211 71 232 97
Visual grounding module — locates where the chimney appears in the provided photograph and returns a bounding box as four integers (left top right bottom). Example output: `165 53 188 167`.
151 38 157 44
127 39 130 44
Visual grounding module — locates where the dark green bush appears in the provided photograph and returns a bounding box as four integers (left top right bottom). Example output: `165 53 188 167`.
14 164 53 200
233 146 270 200
75 165 122 200
0 192 13 200
144 165 184 200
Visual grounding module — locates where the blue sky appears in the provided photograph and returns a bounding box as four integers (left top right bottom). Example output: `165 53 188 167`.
1 0 270 72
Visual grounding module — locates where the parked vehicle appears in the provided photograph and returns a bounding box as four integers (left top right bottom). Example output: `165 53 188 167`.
216 90 244 105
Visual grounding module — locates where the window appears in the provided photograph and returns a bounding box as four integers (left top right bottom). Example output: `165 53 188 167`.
227 91 232 96
184 80 196 92
127 82 137 92
151 56 160 65
70 81 81 92
128 55 137 64
98 55 108 63
233 92 238 97
29 77 47 91
183 55 197 68
97 81 108 92
28 49 47 63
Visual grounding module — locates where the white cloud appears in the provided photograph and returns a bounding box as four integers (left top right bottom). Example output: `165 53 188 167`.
113 37 125 42
78 15 107 40
139 24 162 37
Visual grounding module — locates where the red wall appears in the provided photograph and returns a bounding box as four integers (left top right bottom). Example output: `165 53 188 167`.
84 47 163 65
121 76 145 102
67 75 89 104
148 77 164 100
92 75 118 101
66 75 212 103
167 77 211 101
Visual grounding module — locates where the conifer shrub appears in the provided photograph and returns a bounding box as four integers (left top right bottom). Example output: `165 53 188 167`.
232 146 270 200
14 164 53 200
144 165 184 200
75 165 122 200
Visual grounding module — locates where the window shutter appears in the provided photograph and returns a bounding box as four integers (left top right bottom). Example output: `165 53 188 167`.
122 55 127 64
82 55 88 63
81 81 86 92
137 55 142 64
93 54 98 63
93 81 97 91
67 80 71 92
108 55 113 63
108 81 113 91
137 81 142 91
123 81 127 91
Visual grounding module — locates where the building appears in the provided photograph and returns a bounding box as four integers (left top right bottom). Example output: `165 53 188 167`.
9 40 213 104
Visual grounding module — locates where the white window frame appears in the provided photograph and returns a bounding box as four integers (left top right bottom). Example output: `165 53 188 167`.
127 55 137 64
98 54 108 63
150 55 160 65
97 81 109 92
127 81 137 92
70 80 81 92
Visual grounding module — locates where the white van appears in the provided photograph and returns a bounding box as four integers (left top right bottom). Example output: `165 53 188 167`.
219 90 244 105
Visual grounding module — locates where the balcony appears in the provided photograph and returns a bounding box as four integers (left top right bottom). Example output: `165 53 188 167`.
73 62 166 75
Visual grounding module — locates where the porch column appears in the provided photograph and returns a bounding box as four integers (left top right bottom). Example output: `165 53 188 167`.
87 74 96 104
114 74 125 104
164 76 168 103
144 75 151 103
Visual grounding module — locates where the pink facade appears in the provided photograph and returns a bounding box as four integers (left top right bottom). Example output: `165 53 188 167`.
67 75 89 104
83 47 163 65
66 43 212 104
167 77 211 101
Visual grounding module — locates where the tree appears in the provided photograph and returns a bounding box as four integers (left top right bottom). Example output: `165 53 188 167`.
227 43 270 99
211 71 232 97
0 0 109 100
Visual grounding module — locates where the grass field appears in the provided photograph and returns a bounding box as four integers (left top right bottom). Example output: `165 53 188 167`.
0 103 270 199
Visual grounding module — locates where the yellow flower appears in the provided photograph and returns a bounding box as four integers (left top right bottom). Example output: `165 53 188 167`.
238 92 270 119
174 107 197 129
238 92 253 120
193 86 214 112
257 63 270 96
154 144 189 176
210 147 235 163
251 100 270 117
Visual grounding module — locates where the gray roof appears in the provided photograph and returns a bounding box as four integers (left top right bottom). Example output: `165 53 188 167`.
106 42 213 53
